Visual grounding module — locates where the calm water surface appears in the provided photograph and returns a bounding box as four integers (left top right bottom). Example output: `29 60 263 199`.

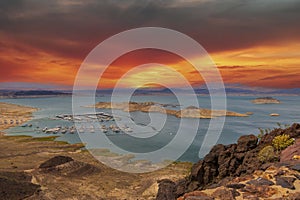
1 95 299 162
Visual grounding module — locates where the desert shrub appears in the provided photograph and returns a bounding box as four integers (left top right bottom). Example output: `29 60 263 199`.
258 145 276 163
272 134 295 151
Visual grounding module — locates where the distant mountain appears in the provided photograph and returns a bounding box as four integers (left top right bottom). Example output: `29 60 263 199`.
4 87 298 98
100 87 300 96
0 90 71 98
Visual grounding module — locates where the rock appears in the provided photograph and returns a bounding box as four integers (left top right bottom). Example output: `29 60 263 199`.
178 191 213 200
276 170 287 176
236 135 258 153
276 176 296 189
280 139 300 164
212 187 236 200
174 179 191 197
285 192 300 199
294 174 300 180
156 179 176 200
226 183 246 189
39 156 73 169
260 163 273 170
241 184 277 199
156 124 300 199
203 144 226 163
0 171 40 200
246 177 274 186
236 148 261 175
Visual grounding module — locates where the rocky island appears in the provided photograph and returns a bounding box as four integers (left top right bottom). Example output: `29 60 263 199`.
93 102 249 118
251 97 281 104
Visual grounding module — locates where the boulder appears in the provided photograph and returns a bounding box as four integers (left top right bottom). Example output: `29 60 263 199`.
276 176 296 190
212 187 237 200
178 191 213 200
0 171 40 200
241 185 277 199
291 164 300 172
236 135 258 153
226 183 246 189
246 177 274 186
156 179 176 200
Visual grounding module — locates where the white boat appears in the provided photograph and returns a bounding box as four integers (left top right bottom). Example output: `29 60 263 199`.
45 127 60 134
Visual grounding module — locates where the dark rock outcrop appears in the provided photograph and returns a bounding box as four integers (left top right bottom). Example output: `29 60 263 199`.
291 164 300 172
0 171 40 200
156 123 300 200
156 179 176 200
39 155 74 169
39 156 100 177
276 176 296 190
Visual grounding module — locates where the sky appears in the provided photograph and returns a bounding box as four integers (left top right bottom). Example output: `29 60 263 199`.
0 0 300 90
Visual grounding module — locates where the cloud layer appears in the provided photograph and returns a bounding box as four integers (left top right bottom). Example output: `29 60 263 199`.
1 0 300 89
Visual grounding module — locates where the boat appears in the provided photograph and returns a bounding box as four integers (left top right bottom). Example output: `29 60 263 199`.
270 113 280 117
69 128 75 134
45 127 60 134
124 127 133 132
61 129 67 134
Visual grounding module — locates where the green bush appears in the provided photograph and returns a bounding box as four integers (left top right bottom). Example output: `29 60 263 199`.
272 134 295 151
258 145 276 163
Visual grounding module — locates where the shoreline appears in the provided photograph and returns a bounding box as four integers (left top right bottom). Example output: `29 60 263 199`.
0 102 192 199
0 102 38 133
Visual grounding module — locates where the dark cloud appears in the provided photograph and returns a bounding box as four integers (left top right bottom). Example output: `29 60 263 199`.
0 0 300 60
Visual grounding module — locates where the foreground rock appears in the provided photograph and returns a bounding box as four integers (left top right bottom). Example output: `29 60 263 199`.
251 97 281 104
0 171 40 200
156 123 300 199
93 101 249 119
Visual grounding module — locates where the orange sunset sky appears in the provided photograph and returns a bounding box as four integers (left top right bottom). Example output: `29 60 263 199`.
0 0 300 90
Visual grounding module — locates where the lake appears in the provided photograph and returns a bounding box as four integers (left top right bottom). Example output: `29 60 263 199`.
1 95 299 162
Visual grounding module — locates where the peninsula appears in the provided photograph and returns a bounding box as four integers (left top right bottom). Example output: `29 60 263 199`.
0 102 37 131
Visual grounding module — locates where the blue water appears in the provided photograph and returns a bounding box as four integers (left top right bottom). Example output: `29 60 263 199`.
1 95 299 162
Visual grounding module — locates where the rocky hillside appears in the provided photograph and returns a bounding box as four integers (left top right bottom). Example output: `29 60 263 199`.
156 123 300 199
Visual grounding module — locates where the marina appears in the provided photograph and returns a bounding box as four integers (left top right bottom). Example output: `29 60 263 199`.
15 112 133 136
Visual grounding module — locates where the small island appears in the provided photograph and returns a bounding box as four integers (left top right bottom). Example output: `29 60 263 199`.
92 101 249 118
251 97 281 104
